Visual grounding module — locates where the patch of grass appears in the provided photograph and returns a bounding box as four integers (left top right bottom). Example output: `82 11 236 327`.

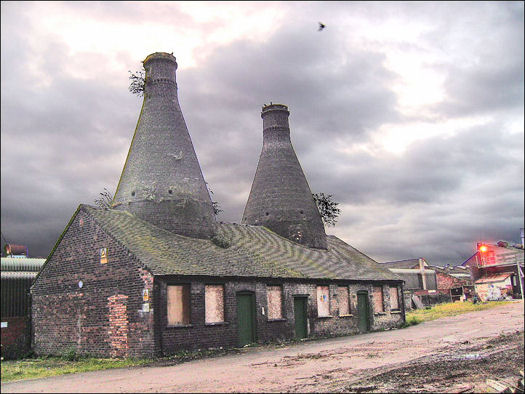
406 300 513 324
1 347 241 383
1 356 153 383
401 315 422 328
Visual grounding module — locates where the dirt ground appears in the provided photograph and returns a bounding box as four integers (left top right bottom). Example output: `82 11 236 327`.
2 301 524 393
331 330 524 393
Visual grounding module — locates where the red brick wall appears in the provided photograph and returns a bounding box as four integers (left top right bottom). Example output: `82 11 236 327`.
436 272 465 291
1 316 30 359
31 208 156 358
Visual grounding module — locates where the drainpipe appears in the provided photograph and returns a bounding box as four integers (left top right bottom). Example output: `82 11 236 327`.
400 282 406 324
517 256 524 302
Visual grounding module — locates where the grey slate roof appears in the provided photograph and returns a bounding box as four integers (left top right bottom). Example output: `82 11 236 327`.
83 205 400 282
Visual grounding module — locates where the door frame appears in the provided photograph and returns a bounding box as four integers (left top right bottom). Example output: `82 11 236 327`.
236 291 256 346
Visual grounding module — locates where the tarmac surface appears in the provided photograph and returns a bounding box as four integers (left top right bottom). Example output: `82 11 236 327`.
2 301 524 393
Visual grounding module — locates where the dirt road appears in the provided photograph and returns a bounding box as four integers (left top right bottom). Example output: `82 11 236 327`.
2 301 523 393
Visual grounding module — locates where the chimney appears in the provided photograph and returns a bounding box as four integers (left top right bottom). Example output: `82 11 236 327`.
242 104 327 249
112 52 216 239
419 258 427 290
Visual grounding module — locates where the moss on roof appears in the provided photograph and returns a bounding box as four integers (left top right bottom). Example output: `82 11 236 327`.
83 205 401 281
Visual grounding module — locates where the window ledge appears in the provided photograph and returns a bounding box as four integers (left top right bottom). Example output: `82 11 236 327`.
338 314 353 318
267 318 287 322
317 315 333 319
374 312 387 316
167 324 193 329
205 322 229 326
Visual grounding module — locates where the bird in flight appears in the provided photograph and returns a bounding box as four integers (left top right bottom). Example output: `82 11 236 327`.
318 22 326 31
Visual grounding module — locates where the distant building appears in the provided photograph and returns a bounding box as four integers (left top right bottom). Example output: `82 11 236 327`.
378 258 440 308
4 244 29 258
461 240 524 302
379 258 475 307
428 265 474 302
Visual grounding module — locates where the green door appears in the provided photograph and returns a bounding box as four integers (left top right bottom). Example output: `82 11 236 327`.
237 293 256 346
357 291 370 333
294 297 308 339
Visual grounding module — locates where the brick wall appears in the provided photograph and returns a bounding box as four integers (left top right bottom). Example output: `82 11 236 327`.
436 271 465 292
31 209 156 358
30 207 404 359
1 316 30 359
157 278 404 355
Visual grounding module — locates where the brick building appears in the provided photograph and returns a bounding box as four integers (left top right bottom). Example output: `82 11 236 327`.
430 265 473 302
378 258 473 306
461 240 524 301
378 258 439 308
31 52 405 358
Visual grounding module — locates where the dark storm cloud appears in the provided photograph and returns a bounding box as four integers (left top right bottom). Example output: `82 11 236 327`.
328 124 524 265
176 22 400 224
1 18 139 257
436 62 524 117
327 121 523 205
1 2 523 267
427 2 524 118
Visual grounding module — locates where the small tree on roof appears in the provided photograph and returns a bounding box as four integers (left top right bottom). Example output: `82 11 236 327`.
128 68 145 97
313 193 341 227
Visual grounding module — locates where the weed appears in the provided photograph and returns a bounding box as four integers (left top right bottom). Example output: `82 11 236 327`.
401 315 421 328
406 300 512 324
211 234 231 248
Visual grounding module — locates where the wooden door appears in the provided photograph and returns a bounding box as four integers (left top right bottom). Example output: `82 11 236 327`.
294 297 308 339
357 291 370 333
237 293 256 346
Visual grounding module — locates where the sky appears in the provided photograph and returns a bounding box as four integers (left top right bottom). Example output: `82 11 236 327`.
1 1 524 265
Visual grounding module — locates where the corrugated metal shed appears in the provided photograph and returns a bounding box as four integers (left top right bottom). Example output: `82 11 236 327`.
1 257 44 317
1 258 45 272
389 268 437 290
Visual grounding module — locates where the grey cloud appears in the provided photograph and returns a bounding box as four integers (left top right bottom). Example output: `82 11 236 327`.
1 2 523 266
1 29 137 257
427 3 524 117
308 121 523 208
175 22 401 225
322 122 524 265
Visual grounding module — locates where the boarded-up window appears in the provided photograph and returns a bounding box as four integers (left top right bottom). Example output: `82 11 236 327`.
338 286 350 316
267 286 283 319
317 286 330 317
205 285 225 323
167 285 190 325
373 286 384 313
389 287 399 310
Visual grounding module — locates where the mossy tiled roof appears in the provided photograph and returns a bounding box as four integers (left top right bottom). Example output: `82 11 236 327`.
83 205 400 282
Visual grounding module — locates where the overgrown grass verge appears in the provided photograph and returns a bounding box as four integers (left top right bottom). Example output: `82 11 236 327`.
1 356 153 383
405 300 513 326
1 347 244 383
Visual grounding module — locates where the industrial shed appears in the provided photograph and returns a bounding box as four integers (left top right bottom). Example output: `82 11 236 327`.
1 256 44 358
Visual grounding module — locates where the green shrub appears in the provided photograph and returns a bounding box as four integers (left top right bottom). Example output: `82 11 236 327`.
211 235 231 248
61 348 83 361
401 315 421 328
